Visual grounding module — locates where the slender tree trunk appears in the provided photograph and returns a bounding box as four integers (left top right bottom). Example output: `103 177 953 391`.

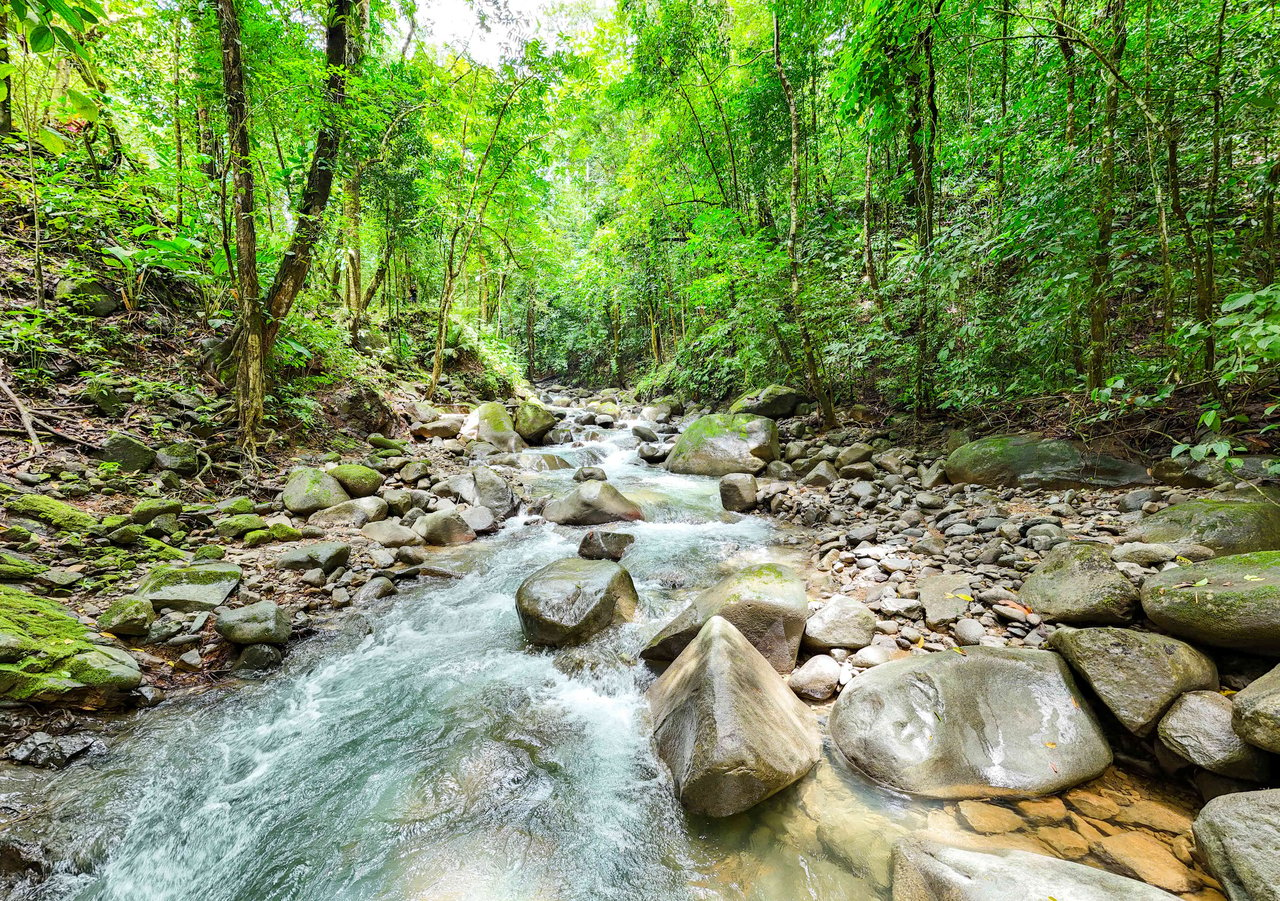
863 141 880 293
1201 0 1229 373
0 12 13 135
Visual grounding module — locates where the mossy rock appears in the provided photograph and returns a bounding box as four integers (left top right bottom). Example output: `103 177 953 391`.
100 431 156 472
282 467 351 515
1019 542 1138 625
156 442 200 476
215 496 256 516
728 384 807 419
135 561 241 612
5 494 98 533
945 434 1151 489
137 537 189 560
514 401 558 444
131 497 183 524
214 513 268 539
1141 551 1280 654
268 522 302 542
1127 499 1280 555
665 414 780 477
193 545 226 561
327 464 385 498
97 596 155 637
0 551 48 582
462 402 526 453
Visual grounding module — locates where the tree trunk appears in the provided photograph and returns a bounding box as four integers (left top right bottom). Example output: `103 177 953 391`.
0 11 13 135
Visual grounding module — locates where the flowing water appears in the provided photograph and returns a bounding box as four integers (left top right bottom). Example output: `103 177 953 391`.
10 424 932 901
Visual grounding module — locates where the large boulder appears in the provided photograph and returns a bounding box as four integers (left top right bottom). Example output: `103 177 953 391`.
1158 691 1271 781
276 541 351 573
326 463 384 498
1126 499 1280 555
1154 454 1280 488
646 616 820 817
665 414 779 477
462 402 526 453
642 563 808 672
134 562 242 613
282 468 351 516
1019 542 1138 624
307 496 388 528
944 434 1151 489
514 401 558 444
1141 551 1280 653
802 595 876 651
514 558 637 646
1049 626 1218 735
543 480 644 526
1193 789 1280 901
890 839 1181 901
100 431 156 472
830 647 1111 799
413 510 476 546
728 384 806 419
1234 663 1280 753
215 601 291 645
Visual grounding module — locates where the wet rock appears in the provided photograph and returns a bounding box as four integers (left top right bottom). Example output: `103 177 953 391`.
637 443 669 463
643 563 809 672
577 530 635 561
353 576 396 603
459 505 497 535
646 616 820 817
1127 499 1280 555
1158 690 1271 781
665 414 779 477
514 401 558 444
308 497 388 528
515 558 637 646
802 595 876 651
728 384 806 419
462 402 527 452
1193 788 1280 901
135 562 241 612
1049 626 1218 735
233 643 284 672
544 480 644 526
327 463 385 497
282 468 351 516
1233 662 1280 753
830 647 1111 799
789 654 841 700
1088 833 1201 894
277 541 350 573
573 466 607 482
96 596 155 637
1141 551 1280 653
719 473 757 512
413 510 476 546
9 731 103 768
944 434 1150 489
1019 542 1138 624
215 600 291 645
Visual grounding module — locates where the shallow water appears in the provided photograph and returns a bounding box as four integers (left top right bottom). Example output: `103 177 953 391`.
17 425 928 901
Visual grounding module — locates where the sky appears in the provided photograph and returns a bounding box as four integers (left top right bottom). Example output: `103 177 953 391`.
414 0 604 65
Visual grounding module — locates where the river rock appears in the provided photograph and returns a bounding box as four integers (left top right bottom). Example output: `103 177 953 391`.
1158 691 1271 781
1193 788 1280 901
890 838 1181 901
135 562 242 612
413 510 476 546
577 530 635 561
360 520 421 547
412 416 463 439
830 646 1111 799
1049 627 1218 735
515 558 638 646
642 563 809 672
719 473 757 512
789 654 841 700
1127 499 1280 555
101 431 156 472
665 414 780 477
944 434 1150 489
1233 663 1280 753
1141 551 1280 653
327 463 384 497
215 600 291 645
544 480 644 526
1019 541 1138 624
308 496 388 528
918 573 974 629
276 541 350 573
283 468 351 515
462 402 526 452
802 595 876 651
514 401 558 444
728 384 806 419
96 596 155 637
646 616 820 817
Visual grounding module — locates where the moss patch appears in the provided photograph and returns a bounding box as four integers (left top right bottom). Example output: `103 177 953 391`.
5 494 99 532
0 585 101 699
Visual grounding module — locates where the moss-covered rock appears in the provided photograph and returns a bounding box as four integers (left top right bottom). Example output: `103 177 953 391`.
156 441 200 475
214 513 268 539
193 545 227 561
514 401 558 444
97 596 155 637
0 551 48 581
945 434 1151 489
131 497 184 524
269 522 302 541
1019 542 1139 624
462 402 526 452
728 384 806 419
5 494 98 532
282 467 351 515
665 414 779 477
327 463 385 498
135 561 242 612
137 536 189 560
100 431 156 472
1141 551 1280 653
1127 499 1280 555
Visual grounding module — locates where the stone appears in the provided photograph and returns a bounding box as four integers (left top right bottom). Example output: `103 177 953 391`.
412 417 463 439
0 551 46 581
307 496 388 528
1064 789 1120 820
890 838 1181 901
413 511 476 546
802 595 876 651
1128 499 1280 555
1049 627 1218 735
8 731 102 768
282 468 351 515
1113 542 1178 566
96 596 155 637
215 600 291 645
956 800 1024 834
1194 788 1280 901
830 647 1111 799
1233 662 1280 753
954 619 986 646
462 402 527 452
5 494 98 532
233 644 284 672
944 434 1150 489
577 530 635 561
1019 542 1139 624
544 480 645 526
642 563 809 672
360 520 421 547
728 384 806 418
459 505 497 535
327 463 385 497
646 616 820 817
1114 799 1194 835
665 414 780 477
56 276 119 315
276 541 350 573
719 473 758 512
1014 797 1068 825
800 461 839 487
135 562 242 613
1090 832 1201 894
1158 691 1271 781
515 558 637 646
156 441 200 475
789 654 841 700
131 497 183 524
919 573 974 629
214 513 268 539
1141 551 1280 653
514 401 558 444
100 431 156 472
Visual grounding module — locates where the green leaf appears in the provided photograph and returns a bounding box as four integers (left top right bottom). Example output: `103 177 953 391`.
46 0 84 31
36 125 67 155
28 24 54 53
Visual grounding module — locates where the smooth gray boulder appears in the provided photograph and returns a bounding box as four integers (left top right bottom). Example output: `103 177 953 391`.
215 601 291 645
789 654 841 701
515 558 637 646
1194 788 1280 901
360 520 421 547
282 468 351 515
646 616 820 817
802 595 876 651
665 414 780 477
1141 551 1280 653
830 647 1111 799
1158 691 1271 781
577 530 635 561
135 562 242 613
642 563 808 672
728 384 806 419
1019 542 1138 624
440 466 518 520
1234 663 1280 753
307 496 388 528
918 573 974 629
1127 499 1280 555
413 510 476 546
719 473 757 512
944 434 1150 489
891 839 1181 901
276 541 350 573
462 402 526 452
543 480 644 526
1049 626 1218 735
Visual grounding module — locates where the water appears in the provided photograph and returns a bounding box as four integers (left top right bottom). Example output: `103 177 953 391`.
13 423 927 901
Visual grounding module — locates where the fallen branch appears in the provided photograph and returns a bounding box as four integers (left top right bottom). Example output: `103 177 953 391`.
0 366 43 455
